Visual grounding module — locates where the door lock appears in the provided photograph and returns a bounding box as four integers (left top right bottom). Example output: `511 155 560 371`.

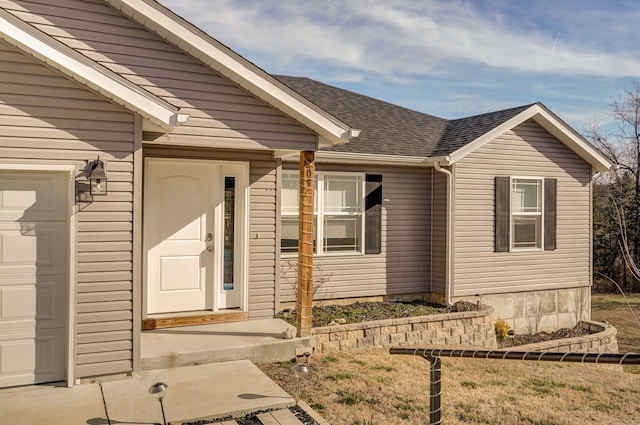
206 233 213 241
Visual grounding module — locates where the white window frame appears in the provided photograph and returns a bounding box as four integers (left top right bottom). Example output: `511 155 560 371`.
281 171 366 257
510 176 545 252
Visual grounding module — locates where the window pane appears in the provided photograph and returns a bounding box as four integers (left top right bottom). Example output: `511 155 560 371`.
324 215 361 253
281 216 317 253
513 215 541 248
512 179 541 213
281 216 299 253
223 177 235 290
282 174 299 213
282 173 318 214
324 175 361 213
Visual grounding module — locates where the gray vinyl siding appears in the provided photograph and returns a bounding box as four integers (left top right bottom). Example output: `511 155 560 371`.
279 164 431 303
3 0 318 151
0 40 135 378
452 120 592 296
143 147 279 319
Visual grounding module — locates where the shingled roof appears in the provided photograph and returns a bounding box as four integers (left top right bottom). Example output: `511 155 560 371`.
275 75 534 158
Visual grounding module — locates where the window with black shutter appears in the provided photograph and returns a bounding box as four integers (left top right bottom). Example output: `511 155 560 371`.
495 176 556 252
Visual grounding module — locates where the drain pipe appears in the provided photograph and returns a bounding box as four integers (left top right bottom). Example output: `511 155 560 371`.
434 162 453 307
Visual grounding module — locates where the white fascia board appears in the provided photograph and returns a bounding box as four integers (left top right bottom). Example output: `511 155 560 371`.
530 106 613 173
446 104 612 173
105 0 354 145
280 151 439 167
0 8 183 129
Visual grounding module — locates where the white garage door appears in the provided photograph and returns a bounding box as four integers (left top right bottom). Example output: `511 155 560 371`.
0 171 68 388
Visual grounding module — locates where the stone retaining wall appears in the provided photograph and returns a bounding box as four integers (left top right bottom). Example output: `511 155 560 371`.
312 308 497 353
510 320 619 353
312 312 619 355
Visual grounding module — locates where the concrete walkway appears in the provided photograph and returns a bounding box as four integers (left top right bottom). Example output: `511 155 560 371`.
0 360 299 425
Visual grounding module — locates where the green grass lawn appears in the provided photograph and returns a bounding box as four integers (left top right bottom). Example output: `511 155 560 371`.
591 293 640 373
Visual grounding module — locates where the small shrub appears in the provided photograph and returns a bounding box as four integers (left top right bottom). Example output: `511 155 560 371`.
461 380 479 389
494 318 511 340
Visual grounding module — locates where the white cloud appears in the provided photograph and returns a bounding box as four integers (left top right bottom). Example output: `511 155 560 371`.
158 0 640 80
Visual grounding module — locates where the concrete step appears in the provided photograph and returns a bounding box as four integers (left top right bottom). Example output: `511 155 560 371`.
258 408 304 424
141 319 314 370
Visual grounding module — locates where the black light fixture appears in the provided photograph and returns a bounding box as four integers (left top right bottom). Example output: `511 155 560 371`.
89 158 108 195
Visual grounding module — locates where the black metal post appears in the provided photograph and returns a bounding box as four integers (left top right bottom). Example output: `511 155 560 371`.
427 355 441 425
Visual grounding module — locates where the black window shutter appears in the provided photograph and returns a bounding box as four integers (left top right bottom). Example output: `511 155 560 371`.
544 178 557 251
495 176 510 252
365 174 383 254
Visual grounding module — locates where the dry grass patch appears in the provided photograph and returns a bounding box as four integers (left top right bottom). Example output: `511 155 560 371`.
592 293 640 373
259 348 640 425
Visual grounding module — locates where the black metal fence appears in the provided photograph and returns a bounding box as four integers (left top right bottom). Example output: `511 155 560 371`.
389 347 640 425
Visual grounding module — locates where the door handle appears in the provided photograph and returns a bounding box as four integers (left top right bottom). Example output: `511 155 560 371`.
206 245 213 252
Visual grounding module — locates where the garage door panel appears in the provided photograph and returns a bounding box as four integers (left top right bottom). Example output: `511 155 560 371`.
0 222 66 277
1 286 36 318
36 276 67 330
0 173 67 221
35 222 66 275
0 339 36 374
35 328 66 382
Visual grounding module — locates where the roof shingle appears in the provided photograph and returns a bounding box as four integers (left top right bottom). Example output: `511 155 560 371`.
275 75 534 158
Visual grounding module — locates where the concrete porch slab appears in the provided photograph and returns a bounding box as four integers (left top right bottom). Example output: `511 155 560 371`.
141 318 314 371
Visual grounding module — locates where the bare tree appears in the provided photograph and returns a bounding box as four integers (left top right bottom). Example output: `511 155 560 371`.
585 82 640 291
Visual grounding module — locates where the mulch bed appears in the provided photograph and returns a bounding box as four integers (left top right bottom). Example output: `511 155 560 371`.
278 300 456 327
497 325 598 348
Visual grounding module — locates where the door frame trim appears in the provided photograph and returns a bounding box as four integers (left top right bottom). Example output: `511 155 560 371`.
0 163 76 387
142 157 249 318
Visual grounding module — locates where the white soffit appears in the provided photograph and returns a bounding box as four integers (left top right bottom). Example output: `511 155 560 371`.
105 0 356 147
0 8 186 129
446 104 612 173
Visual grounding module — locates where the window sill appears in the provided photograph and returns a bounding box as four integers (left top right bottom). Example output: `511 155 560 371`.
509 247 544 253
280 252 366 259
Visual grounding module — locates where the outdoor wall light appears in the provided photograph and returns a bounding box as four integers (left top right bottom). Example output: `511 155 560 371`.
88 158 108 195
149 382 168 425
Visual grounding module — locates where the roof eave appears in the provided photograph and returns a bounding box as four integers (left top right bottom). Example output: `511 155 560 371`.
0 8 183 130
279 151 445 167
446 104 612 173
105 0 355 146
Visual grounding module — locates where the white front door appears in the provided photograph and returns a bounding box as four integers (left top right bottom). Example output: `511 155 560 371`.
144 159 247 315
0 171 68 388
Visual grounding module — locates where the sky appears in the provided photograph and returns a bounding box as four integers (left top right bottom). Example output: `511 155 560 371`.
157 0 640 133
